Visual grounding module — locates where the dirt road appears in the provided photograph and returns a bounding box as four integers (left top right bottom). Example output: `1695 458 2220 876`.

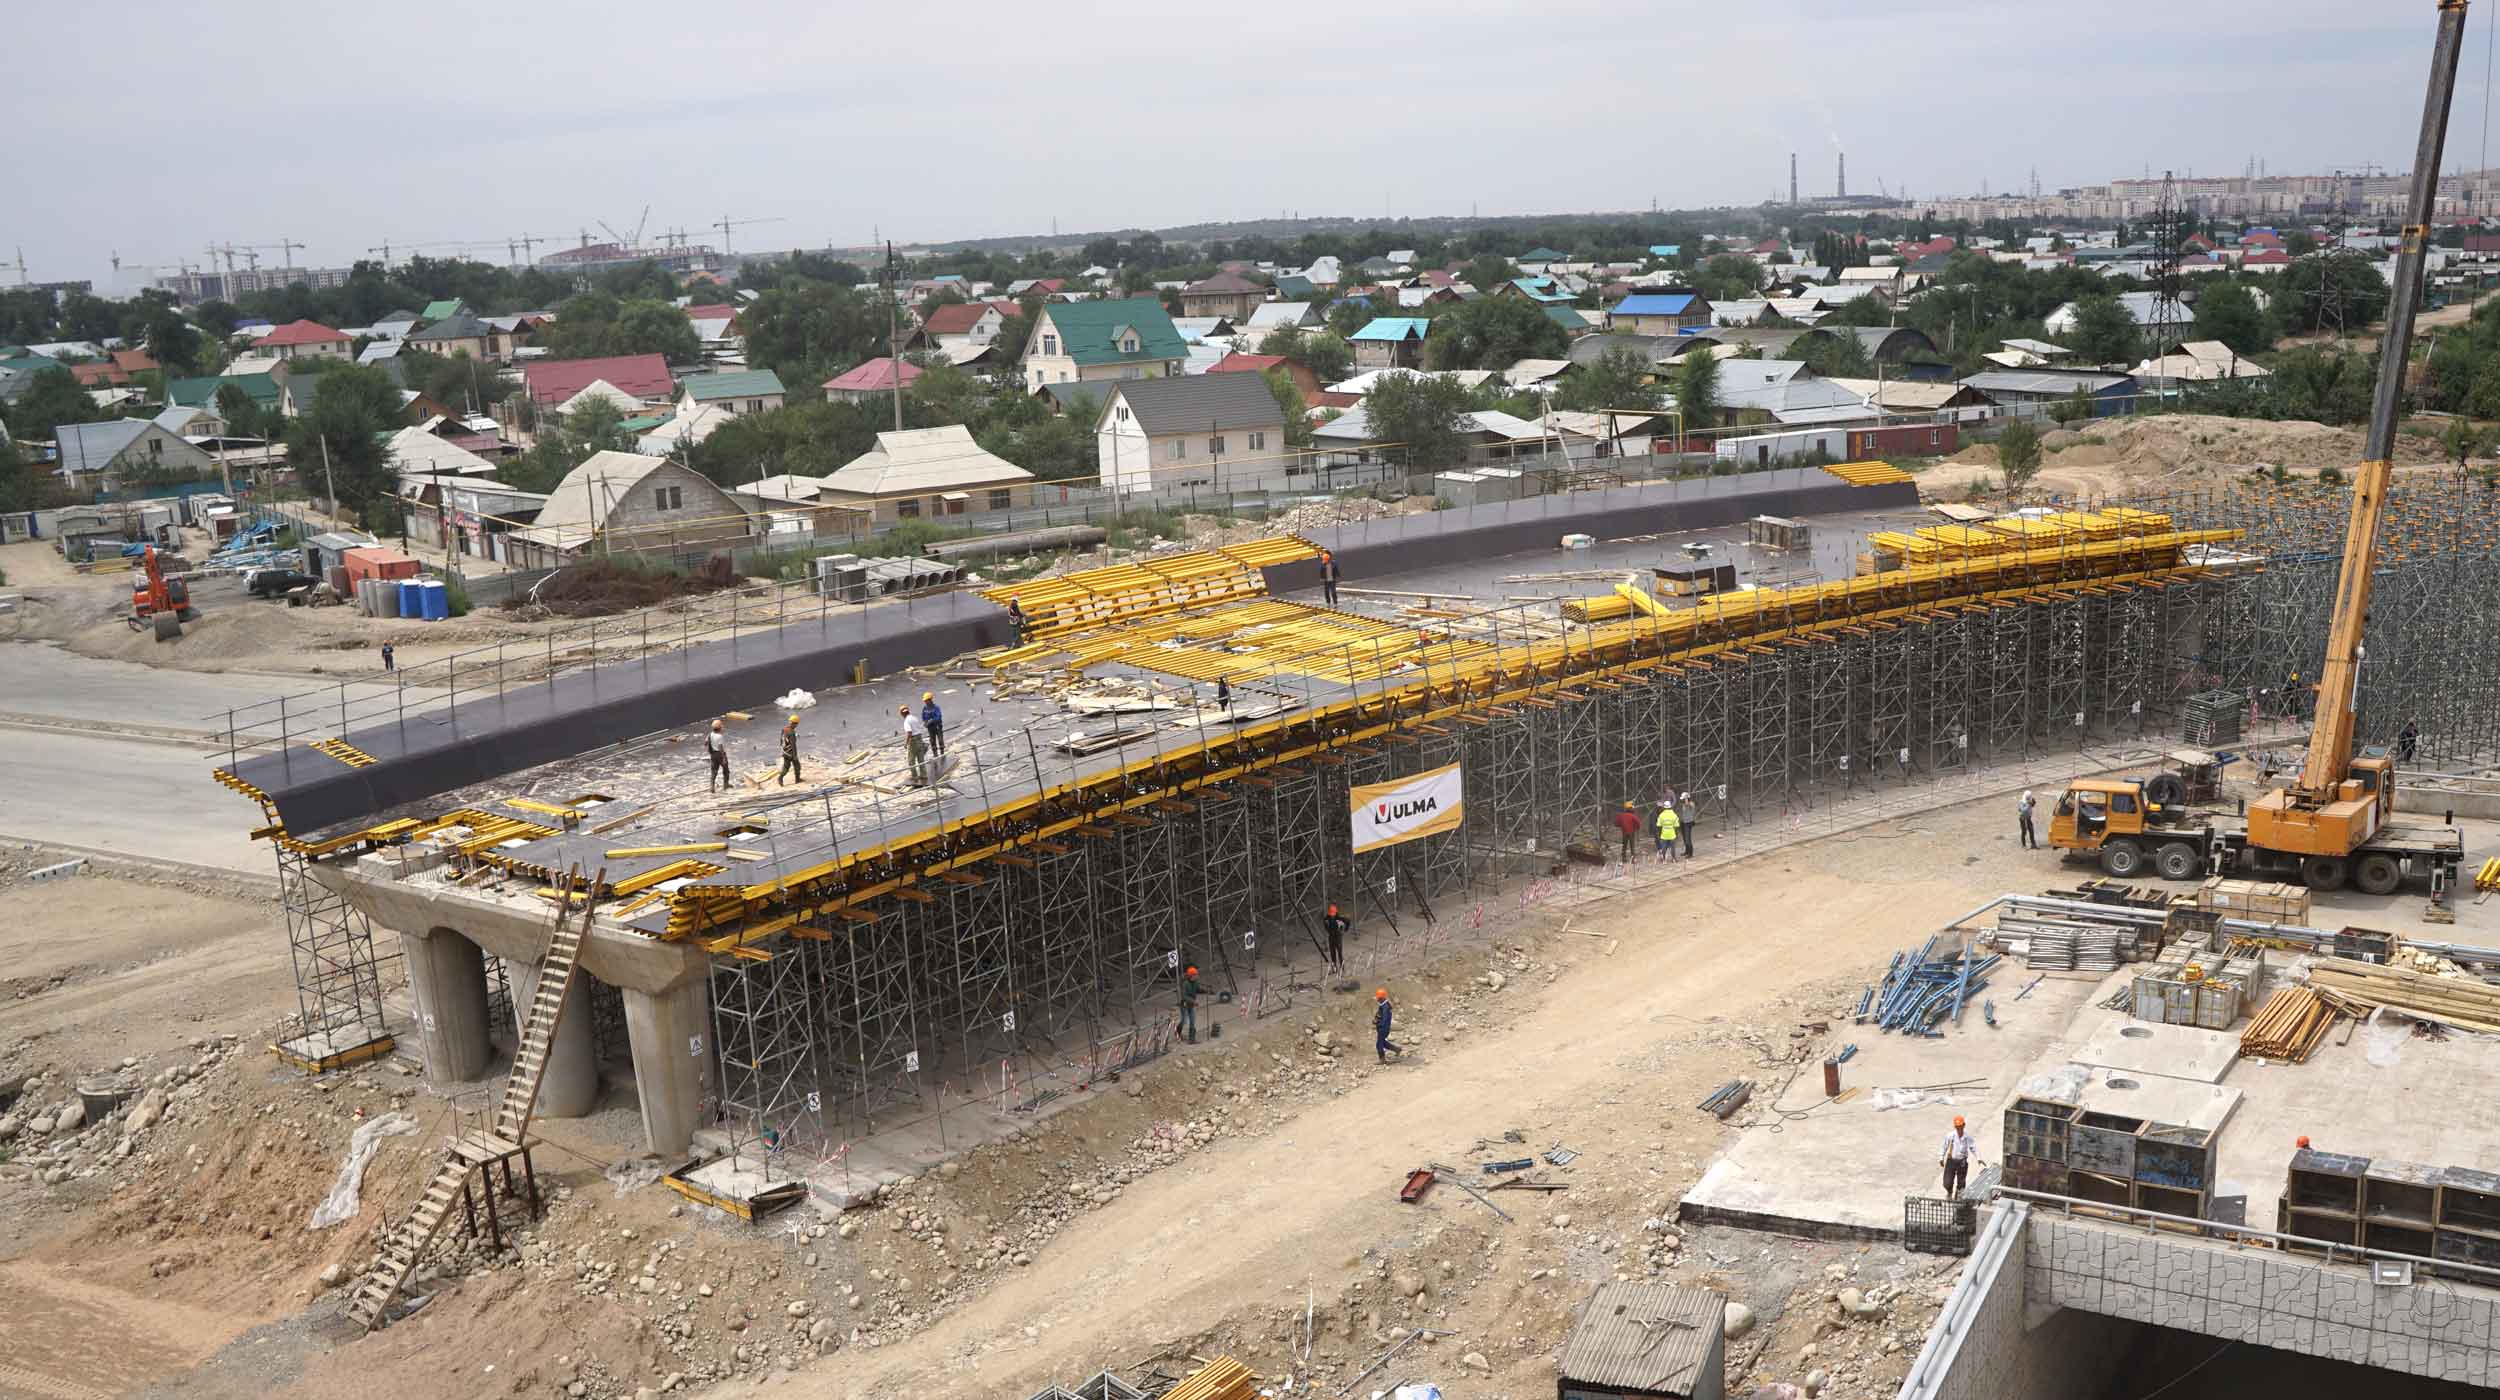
758 791 2038 1399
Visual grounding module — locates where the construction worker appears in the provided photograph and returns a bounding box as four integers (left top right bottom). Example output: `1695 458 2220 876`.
1374 988 1400 1062
1323 903 1349 973
707 718 731 792
1178 964 1201 1043
1655 800 1681 859
775 715 802 786
900 704 929 787
1676 791 1696 858
1319 549 1341 607
1612 801 1641 862
1214 676 1232 712
380 640 395 673
2018 790 2039 850
1006 597 1027 645
921 690 946 758
2398 718 2420 764
1941 1115 1978 1197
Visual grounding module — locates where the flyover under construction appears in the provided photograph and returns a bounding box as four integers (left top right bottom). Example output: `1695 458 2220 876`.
208 470 2500 1188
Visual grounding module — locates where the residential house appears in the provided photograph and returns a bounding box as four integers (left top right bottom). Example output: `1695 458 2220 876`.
1981 337 2072 369
1517 247 1568 268
816 424 1034 525
385 424 501 480
167 372 283 416
256 319 353 362
1170 316 1238 344
522 353 676 409
504 450 757 567
154 404 223 440
1500 277 1575 305
683 303 743 346
1095 373 1290 493
54 419 219 488
922 301 1005 351
636 403 738 457
1178 272 1267 321
1795 283 1888 312
418 298 469 322
1706 358 1876 426
1545 305 1602 338
2043 293 2190 343
0 354 64 402
68 360 132 389
1245 301 1322 334
403 475 548 562
1395 285 1462 310
2130 340 2270 383
1313 406 1589 470
821 357 922 403
1019 297 1187 391
557 379 652 420
1502 358 1574 390
1604 291 1712 335
2239 250 2292 273
1825 378 2000 422
1958 369 2137 419
677 368 785 418
1272 273 1318 299
407 313 516 362
1348 317 1430 370
111 348 159 374
1207 350 1324 402
1004 277 1068 298
372 310 422 338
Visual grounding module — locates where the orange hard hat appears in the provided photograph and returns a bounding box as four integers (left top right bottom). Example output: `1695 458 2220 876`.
1375 988 1387 1000
1327 903 1339 915
1952 1116 1966 1129
2297 1135 2311 1149
1185 966 1197 977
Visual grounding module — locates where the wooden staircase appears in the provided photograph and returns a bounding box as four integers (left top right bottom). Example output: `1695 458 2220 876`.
346 868 597 1331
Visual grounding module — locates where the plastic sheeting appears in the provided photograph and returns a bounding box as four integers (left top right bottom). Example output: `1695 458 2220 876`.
307 1112 418 1229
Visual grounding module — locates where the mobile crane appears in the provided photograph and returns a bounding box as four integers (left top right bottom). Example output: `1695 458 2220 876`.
2048 0 2471 904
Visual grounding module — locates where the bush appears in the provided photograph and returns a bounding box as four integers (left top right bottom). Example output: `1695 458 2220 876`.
2317 465 2346 487
1996 420 2043 489
441 572 470 617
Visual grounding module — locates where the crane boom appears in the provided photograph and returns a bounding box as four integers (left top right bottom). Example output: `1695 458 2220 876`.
2299 0 2466 798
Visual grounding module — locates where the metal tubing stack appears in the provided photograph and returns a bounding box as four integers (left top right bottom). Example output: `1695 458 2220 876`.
1864 940 2001 1036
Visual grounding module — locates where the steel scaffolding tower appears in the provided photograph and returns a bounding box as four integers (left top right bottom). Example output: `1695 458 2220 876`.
273 845 391 1066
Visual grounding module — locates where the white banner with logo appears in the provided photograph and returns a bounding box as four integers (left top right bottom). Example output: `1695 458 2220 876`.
1350 762 1464 853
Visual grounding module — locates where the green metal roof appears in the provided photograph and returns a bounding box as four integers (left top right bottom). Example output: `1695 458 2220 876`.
680 368 787 402
1035 299 1186 367
618 413 672 434
168 372 281 410
419 299 466 322
1349 317 1430 343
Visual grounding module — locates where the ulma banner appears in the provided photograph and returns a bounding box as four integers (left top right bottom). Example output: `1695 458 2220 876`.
1349 762 1465 853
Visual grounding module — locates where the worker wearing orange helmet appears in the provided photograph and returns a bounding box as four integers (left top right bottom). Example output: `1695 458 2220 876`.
1322 903 1349 974
1374 987 1401 1063
1177 963 1202 1044
1941 1115 1979 1198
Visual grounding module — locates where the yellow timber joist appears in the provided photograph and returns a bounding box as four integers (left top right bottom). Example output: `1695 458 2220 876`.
654 528 2241 949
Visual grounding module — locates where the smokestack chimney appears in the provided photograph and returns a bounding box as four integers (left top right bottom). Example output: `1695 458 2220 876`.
1838 152 1847 200
1790 153 1798 206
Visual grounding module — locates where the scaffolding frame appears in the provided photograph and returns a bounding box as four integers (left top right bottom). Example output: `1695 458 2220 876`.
273 845 391 1064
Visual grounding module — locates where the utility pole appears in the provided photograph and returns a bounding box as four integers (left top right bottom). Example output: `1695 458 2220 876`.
319 431 338 525
884 241 904 433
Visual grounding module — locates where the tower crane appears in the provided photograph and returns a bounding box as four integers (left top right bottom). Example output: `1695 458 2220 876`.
713 214 785 256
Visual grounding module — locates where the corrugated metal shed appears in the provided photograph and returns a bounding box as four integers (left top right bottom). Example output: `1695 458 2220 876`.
1557 1281 1726 1398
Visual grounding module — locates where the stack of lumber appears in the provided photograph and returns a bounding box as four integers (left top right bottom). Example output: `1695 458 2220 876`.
2239 985 2336 1061
2306 959 2500 1033
1161 1356 1256 1400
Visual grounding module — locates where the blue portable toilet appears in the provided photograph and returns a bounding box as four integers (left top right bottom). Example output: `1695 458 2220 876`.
419 579 450 620
397 579 422 617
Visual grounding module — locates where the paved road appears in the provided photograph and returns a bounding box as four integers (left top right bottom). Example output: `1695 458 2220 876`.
0 725 266 870
0 643 430 868
0 640 437 739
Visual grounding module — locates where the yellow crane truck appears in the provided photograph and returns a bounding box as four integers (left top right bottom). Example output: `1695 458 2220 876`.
2051 0 2473 905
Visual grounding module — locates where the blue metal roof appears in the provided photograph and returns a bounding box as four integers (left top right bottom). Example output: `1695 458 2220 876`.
1649 244 1681 257
1349 317 1430 342
1612 293 1697 316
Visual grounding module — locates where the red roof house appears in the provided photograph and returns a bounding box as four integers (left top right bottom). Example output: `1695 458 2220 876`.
821 357 923 402
523 353 677 406
2239 249 2291 269
68 361 130 388
1207 350 1323 401
921 303 996 339
111 348 159 374
258 319 352 359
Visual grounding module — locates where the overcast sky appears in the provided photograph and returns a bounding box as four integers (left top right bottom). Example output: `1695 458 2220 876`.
5 1 2487 292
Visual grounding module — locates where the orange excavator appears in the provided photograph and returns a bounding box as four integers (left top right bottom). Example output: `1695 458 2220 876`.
128 545 197 641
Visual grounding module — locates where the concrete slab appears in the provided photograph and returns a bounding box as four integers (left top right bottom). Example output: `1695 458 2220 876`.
2069 1065 2238 1135
2069 1011 2241 1085
1677 968 2110 1239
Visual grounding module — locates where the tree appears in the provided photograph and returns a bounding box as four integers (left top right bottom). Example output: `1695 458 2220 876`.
1669 349 1721 432
2066 295 2141 365
2277 252 2391 334
504 397 633 493
1553 346 1660 412
1263 367 1314 448
1422 297 1569 371
2192 279 2270 356
740 282 887 388
1363 371 1475 467
1997 420 2043 488
1692 254 1765 303
1297 331 1355 384
2444 415 2488 468
282 364 402 521
1463 254 1518 293
1786 331 1875 379
4 367 110 443
0 432 50 513
536 294 701 363
142 303 202 374
194 300 244 338
214 381 270 440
